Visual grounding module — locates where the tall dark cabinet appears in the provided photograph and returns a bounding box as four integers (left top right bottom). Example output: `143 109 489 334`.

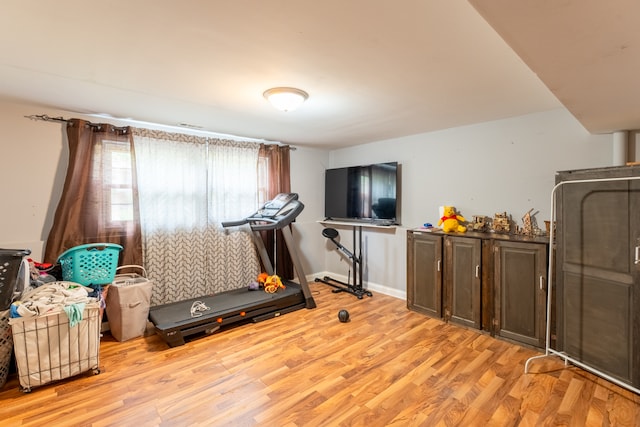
555 165 640 388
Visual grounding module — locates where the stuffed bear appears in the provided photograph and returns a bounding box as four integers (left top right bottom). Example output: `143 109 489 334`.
438 206 467 233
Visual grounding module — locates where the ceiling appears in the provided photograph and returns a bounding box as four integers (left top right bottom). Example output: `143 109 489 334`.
0 1 636 149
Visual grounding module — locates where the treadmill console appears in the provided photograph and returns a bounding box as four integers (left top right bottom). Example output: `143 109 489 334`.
257 193 298 218
221 193 304 231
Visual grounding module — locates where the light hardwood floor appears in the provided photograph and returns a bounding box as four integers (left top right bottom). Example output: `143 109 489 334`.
1 282 640 426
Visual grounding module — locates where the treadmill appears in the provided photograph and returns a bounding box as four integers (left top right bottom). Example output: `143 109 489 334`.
148 193 316 347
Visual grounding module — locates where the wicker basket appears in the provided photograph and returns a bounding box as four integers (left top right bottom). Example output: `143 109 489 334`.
57 243 123 286
0 249 30 389
0 309 12 389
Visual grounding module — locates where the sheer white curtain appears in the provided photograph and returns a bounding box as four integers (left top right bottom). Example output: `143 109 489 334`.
132 129 260 305
208 140 260 222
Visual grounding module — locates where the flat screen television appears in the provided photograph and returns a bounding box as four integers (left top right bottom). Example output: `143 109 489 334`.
324 161 399 224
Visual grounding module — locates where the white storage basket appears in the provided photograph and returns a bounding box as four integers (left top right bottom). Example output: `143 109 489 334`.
106 265 153 342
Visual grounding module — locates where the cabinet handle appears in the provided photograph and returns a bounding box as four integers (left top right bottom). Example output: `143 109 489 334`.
540 275 545 290
437 259 441 271
475 265 480 278
635 246 640 265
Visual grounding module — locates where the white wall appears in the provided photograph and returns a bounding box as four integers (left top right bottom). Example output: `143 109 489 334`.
0 100 68 261
304 108 616 298
0 99 625 301
289 146 330 279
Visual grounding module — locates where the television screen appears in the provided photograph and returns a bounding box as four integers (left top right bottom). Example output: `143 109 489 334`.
324 161 399 223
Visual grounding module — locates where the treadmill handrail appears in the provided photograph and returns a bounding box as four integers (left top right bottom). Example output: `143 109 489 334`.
220 218 248 227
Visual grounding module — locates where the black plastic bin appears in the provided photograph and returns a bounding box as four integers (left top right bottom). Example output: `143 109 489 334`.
0 249 31 311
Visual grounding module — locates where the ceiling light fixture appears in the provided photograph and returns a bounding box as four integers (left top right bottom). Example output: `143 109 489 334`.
263 87 309 112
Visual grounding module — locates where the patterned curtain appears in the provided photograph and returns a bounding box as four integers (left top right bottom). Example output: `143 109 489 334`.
132 128 260 306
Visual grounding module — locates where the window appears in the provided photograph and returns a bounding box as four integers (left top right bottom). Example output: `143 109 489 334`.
95 140 134 226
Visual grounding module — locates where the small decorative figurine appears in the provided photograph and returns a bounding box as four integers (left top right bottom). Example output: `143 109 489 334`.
470 215 489 232
520 209 534 236
492 212 511 234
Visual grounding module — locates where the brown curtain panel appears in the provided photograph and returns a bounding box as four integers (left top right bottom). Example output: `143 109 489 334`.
43 119 142 267
258 144 294 279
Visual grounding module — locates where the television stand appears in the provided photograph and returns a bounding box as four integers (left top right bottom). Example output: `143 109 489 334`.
315 225 372 299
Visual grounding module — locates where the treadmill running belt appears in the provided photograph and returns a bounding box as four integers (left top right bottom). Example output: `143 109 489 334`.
149 282 305 347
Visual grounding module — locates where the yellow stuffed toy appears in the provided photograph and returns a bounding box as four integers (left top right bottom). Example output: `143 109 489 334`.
438 206 467 233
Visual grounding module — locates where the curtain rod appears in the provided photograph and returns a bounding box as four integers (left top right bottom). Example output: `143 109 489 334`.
25 114 68 123
24 114 295 149
24 114 129 132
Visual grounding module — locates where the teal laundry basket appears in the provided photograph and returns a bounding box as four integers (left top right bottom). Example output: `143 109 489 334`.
57 243 123 286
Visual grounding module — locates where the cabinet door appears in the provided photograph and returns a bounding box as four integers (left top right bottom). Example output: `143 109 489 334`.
444 236 481 329
407 231 443 317
493 240 547 348
557 174 640 387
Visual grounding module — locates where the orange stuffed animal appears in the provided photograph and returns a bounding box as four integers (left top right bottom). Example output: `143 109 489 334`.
257 272 286 293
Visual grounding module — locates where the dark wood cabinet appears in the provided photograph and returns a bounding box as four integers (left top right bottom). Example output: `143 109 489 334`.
493 240 547 348
406 231 443 317
556 165 640 388
443 235 482 329
407 229 549 349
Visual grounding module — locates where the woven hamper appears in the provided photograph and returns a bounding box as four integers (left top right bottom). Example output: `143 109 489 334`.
0 248 31 389
0 309 12 388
